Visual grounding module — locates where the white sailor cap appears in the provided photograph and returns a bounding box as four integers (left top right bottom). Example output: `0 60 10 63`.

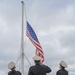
60 61 68 68
33 56 42 61
8 62 15 69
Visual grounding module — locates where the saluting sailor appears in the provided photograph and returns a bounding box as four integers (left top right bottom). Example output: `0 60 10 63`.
28 55 52 75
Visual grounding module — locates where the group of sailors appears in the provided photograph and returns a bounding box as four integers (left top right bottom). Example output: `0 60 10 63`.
8 55 68 75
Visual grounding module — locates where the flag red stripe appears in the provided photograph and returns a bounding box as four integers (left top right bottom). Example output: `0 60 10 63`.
27 30 44 54
26 23 44 64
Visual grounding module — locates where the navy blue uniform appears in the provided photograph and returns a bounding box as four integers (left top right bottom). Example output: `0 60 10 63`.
56 69 68 75
8 70 21 75
28 64 51 75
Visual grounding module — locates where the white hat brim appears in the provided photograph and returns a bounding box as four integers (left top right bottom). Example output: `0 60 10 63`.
33 56 42 61
8 62 15 69
60 61 67 68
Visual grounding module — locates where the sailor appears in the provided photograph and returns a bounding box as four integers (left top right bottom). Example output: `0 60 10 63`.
28 55 52 75
8 62 21 75
56 61 68 75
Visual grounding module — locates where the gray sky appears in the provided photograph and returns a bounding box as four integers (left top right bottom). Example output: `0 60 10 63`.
0 0 75 75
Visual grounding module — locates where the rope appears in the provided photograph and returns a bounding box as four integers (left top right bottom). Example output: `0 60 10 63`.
24 54 31 66
15 43 22 64
16 41 31 69
24 41 31 66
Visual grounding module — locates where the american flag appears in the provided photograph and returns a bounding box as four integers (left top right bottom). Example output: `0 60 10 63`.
26 21 44 63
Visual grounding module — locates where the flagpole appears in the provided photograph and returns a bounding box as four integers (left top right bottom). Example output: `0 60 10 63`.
21 1 24 75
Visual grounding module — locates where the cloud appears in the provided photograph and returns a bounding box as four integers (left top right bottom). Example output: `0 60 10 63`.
0 70 6 75
60 30 75 47
0 0 75 75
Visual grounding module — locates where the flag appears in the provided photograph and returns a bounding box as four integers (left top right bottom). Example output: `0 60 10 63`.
26 21 44 63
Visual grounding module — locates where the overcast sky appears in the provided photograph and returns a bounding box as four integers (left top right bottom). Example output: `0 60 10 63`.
0 0 75 75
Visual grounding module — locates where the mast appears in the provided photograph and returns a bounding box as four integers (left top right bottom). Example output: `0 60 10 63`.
21 1 24 75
